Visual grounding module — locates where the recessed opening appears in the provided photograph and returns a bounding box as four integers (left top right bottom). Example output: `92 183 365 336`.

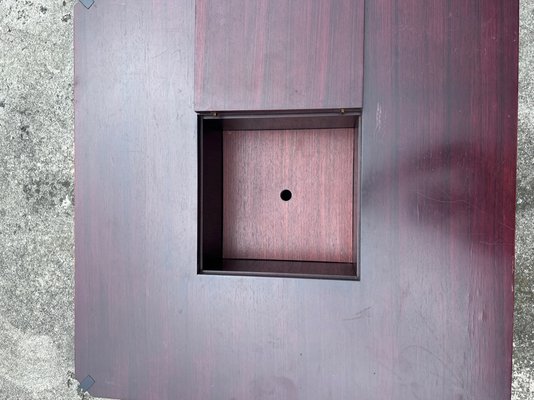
280 189 292 201
198 110 360 280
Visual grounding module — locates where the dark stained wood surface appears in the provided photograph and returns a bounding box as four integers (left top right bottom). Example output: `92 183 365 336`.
194 0 365 111
216 259 357 280
75 1 518 399
222 128 354 263
197 114 359 278
74 1 198 399
359 1 518 398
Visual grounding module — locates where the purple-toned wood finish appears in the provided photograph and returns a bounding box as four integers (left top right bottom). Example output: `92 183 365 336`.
75 1 518 400
222 128 354 263
194 0 365 111
197 112 359 279
75 2 197 399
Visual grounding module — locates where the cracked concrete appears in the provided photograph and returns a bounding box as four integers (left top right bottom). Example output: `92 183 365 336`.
0 0 88 399
0 0 533 399
513 1 534 399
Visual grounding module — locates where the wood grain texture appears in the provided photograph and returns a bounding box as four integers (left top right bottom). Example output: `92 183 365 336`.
74 1 197 399
359 1 518 398
222 128 354 263
75 1 518 399
195 0 365 111
217 259 356 279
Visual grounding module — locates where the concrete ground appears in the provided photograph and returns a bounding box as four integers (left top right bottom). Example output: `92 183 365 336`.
0 0 532 399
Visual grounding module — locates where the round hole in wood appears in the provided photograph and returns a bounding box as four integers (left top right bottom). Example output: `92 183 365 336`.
280 189 292 201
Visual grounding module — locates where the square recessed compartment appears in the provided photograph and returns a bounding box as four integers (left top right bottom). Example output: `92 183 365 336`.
198 111 360 280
